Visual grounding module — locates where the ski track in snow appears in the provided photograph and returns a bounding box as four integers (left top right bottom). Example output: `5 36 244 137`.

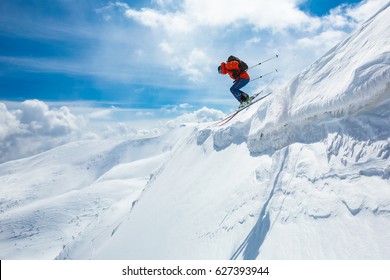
1 3 390 260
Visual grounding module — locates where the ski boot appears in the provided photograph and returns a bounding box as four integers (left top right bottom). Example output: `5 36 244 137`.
238 93 251 109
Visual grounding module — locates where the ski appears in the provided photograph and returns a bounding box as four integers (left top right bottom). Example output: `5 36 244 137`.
249 82 272 101
215 91 273 126
248 76 275 101
214 78 275 126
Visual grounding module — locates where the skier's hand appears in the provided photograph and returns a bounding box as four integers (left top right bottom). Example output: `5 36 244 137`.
232 70 239 79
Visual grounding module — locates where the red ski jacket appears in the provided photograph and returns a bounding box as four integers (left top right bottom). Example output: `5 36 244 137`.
220 61 250 80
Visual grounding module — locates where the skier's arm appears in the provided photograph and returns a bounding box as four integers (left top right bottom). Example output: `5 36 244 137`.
225 61 239 71
220 62 228 74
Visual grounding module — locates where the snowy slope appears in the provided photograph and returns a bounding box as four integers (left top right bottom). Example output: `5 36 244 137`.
0 130 187 259
1 3 390 260
84 3 389 260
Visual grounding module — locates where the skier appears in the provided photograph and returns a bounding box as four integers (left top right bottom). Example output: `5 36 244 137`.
218 55 250 108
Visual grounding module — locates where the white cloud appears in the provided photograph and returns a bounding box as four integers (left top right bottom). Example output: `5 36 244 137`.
161 103 195 114
125 7 192 34
135 111 155 117
319 0 389 30
166 106 224 128
173 48 210 82
101 0 329 85
159 39 211 82
298 30 347 52
346 0 390 22
291 0 389 60
152 0 181 8
93 0 387 88
0 100 224 163
245 37 261 47
178 103 192 109
87 108 114 120
17 100 79 136
0 100 81 163
0 103 23 140
123 0 321 33
159 41 174 54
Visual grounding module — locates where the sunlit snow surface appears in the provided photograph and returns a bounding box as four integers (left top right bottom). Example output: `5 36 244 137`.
1 3 389 260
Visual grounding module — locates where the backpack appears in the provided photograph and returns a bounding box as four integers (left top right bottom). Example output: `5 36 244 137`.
227 55 248 72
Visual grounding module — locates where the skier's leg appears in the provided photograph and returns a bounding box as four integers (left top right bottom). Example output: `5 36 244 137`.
230 88 242 101
230 78 250 102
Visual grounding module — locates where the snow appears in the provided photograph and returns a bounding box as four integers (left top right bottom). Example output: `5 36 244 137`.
1 3 390 260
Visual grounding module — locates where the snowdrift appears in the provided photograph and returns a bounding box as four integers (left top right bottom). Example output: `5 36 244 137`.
245 2 390 155
1 3 389 260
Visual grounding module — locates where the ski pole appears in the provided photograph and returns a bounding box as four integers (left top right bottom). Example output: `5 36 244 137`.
249 69 278 83
247 54 279 71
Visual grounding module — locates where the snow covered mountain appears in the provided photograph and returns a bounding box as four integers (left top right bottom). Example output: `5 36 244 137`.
1 3 389 260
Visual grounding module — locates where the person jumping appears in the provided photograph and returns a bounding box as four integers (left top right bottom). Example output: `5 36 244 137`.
218 55 250 108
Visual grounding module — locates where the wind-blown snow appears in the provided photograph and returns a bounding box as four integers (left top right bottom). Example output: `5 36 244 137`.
1 3 390 260
246 2 390 155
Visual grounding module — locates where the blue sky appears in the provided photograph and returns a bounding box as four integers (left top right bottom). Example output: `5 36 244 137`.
299 0 362 15
0 0 387 113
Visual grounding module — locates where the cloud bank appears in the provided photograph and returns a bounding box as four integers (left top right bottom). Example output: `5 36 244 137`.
0 100 224 163
0 100 81 163
100 0 389 85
